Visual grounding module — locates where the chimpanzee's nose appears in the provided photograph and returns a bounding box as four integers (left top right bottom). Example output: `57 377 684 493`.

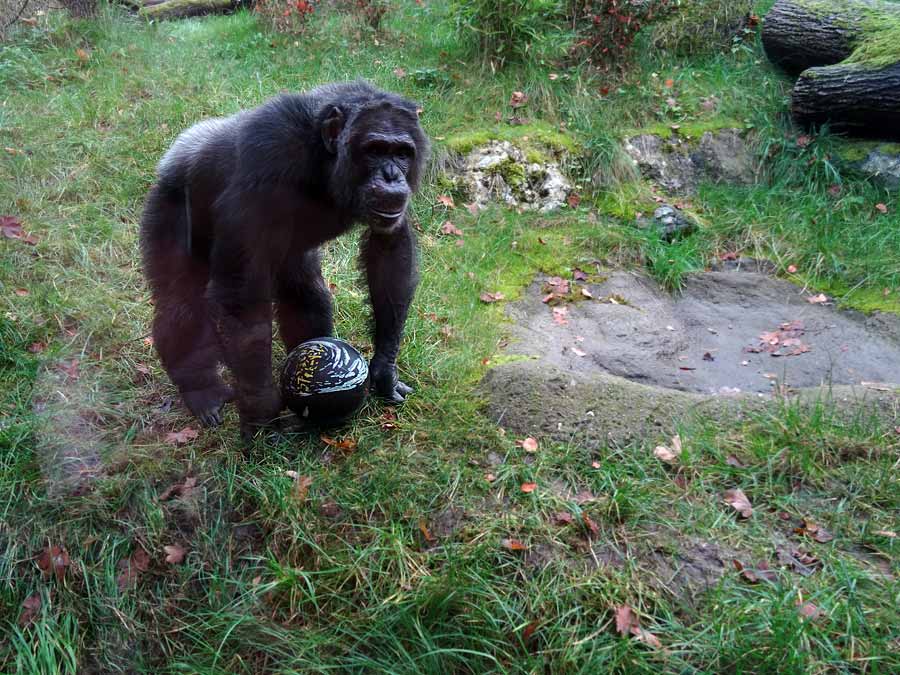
382 162 401 183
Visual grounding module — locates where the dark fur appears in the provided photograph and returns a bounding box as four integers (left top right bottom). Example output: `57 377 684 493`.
140 82 428 436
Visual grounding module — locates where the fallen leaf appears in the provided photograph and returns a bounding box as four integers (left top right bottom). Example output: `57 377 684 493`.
573 269 589 281
392 67 406 78
293 475 313 502
828 184 841 198
19 594 42 628
320 435 357 451
14 288 28 296
485 472 496 482
572 347 587 357
480 291 505 303
501 538 527 551
522 619 539 642
517 437 538 453
591 460 601 469
795 519 834 543
723 488 752 518
436 195 455 208
509 91 528 108
566 193 581 209
664 78 674 88
440 221 463 236
520 482 537 493
653 445 678 463
875 203 888 214
797 601 823 621
582 512 599 536
28 342 45 353
796 134 813 148
614 605 662 649
552 306 569 326
35 545 70 582
164 427 199 445
158 476 197 501
733 559 777 584
163 544 186 565
775 546 821 576
806 294 828 304
725 454 746 468
580 287 593 299
418 519 436 543
553 511 574 525
117 546 150 590
284 470 300 479
873 530 896 538
787 264 798 274
58 359 79 380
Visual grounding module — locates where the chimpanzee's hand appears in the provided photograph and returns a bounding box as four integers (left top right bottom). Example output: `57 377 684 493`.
370 358 413 404
238 387 284 442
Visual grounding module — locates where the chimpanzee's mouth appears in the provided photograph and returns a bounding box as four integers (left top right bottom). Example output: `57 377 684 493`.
371 209 404 221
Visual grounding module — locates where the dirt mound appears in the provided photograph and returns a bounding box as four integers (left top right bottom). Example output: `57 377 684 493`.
481 269 900 444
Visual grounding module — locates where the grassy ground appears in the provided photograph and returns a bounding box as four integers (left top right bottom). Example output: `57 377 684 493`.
1 3 898 673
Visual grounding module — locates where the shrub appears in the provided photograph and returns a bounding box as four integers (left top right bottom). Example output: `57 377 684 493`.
255 0 316 35
450 0 564 69
567 0 672 68
650 0 753 56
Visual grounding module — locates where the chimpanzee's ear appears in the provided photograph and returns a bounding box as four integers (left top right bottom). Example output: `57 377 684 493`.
321 106 345 154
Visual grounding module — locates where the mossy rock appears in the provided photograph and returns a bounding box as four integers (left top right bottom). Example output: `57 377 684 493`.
444 123 578 160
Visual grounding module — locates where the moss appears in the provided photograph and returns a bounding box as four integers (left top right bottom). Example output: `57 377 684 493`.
488 158 526 187
444 122 578 158
625 117 745 141
835 140 900 164
793 0 900 67
818 282 900 315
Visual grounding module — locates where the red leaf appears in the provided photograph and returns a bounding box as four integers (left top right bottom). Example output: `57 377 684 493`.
164 427 199 446
582 512 599 535
553 511 574 525
664 78 674 88
875 203 888 214
522 620 539 642
573 269 589 281
520 482 537 493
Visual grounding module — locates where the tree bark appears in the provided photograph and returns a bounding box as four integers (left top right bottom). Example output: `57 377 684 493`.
792 62 900 139
762 0 900 74
139 0 233 20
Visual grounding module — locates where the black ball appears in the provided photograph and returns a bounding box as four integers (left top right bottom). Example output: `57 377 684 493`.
280 338 369 425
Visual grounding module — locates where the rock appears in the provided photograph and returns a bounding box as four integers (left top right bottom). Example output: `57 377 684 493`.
638 204 698 241
623 128 755 195
479 269 900 445
856 149 900 191
448 140 572 212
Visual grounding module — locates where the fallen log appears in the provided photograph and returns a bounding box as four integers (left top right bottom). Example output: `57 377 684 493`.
793 62 900 139
762 0 900 74
139 0 233 20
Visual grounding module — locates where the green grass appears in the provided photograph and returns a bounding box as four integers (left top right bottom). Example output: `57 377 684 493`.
1 3 899 673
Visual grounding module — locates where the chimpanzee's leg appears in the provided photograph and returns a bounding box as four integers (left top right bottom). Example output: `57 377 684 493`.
140 185 232 427
361 220 418 403
276 249 334 352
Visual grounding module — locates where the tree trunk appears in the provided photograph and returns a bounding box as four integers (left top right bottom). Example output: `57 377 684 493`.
762 0 900 74
792 62 900 139
139 0 233 20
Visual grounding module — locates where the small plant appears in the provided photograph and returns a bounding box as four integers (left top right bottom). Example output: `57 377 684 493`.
255 0 316 35
451 0 563 69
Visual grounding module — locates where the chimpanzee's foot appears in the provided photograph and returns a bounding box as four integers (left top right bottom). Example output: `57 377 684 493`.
182 385 234 427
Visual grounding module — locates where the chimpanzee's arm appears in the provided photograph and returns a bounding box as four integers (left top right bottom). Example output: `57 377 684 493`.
361 220 418 403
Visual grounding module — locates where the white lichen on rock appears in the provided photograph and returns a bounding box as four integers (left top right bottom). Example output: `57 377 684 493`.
452 140 571 212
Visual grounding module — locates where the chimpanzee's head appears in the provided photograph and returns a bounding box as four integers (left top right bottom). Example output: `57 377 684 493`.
320 90 429 234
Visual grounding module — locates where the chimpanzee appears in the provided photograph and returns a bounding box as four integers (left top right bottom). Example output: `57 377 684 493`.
140 81 428 438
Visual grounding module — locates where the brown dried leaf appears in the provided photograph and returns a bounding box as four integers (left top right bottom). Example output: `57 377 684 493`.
725 454 746 468
163 544 186 565
553 511 574 525
320 435 357 451
875 203 888 214
480 291 505 304
19 594 42 628
733 559 777 584
509 91 528 108
293 475 313 502
723 488 753 518
159 475 197 501
501 538 527 551
797 601 823 621
517 437 538 453
440 221 463 236
436 194 455 208
806 294 828 304
573 269 589 281
164 427 199 446
613 605 662 649
552 306 569 326
520 482 537 493
418 519 436 543
36 545 70 583
582 512 599 536
795 519 834 543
